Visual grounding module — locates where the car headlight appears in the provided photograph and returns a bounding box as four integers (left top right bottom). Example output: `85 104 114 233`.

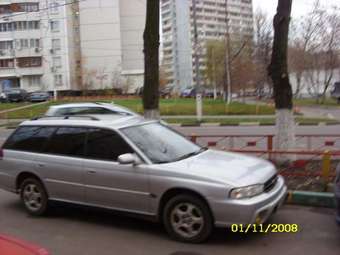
230 184 264 199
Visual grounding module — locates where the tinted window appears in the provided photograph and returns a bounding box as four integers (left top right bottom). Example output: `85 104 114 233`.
4 126 56 152
44 127 87 157
86 129 134 161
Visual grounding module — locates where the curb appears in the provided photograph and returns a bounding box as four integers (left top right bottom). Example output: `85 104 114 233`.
286 190 336 208
175 122 340 127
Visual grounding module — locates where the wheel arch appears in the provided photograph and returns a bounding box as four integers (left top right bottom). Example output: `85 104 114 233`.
157 187 214 221
16 172 45 192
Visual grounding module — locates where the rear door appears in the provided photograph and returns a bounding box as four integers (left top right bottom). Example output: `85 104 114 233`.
35 127 87 203
83 128 150 214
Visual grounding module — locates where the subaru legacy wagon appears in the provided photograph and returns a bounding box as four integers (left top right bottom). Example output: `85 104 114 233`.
0 115 287 243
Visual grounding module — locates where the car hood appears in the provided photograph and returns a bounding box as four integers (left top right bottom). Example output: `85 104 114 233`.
158 150 277 187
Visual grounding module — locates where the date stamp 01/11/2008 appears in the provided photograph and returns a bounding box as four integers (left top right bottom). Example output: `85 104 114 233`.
230 224 299 234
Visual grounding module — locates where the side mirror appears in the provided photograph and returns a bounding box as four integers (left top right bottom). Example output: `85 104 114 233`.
118 153 138 165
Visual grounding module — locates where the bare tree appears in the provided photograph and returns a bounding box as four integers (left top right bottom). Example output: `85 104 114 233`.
268 0 295 153
289 0 324 97
143 0 160 119
254 9 273 97
304 7 340 102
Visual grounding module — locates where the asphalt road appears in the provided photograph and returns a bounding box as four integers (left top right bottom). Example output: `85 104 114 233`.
0 190 339 255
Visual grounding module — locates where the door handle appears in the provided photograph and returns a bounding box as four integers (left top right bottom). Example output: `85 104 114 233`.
88 170 96 174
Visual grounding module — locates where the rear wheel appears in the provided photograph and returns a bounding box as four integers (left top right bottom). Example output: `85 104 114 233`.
20 178 48 216
163 194 213 243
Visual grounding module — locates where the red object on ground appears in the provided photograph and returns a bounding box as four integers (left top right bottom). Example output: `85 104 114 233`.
0 235 49 255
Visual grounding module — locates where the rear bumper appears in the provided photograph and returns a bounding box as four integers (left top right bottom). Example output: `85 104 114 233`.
211 176 287 227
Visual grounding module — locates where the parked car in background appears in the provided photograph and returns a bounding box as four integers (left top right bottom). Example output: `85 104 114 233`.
29 91 50 102
0 116 287 243
0 234 49 255
0 89 28 103
331 82 340 104
45 102 139 117
336 164 340 225
180 87 196 98
160 85 174 99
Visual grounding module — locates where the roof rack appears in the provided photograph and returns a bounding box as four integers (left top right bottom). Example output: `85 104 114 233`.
31 115 100 121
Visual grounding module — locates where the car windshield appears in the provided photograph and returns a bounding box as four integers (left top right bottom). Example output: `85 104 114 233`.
121 123 205 164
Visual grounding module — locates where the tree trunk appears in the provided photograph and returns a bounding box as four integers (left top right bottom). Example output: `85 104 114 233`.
268 0 295 156
143 0 160 119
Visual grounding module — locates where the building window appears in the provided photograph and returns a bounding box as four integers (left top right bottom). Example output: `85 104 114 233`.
50 20 60 32
27 76 41 87
54 74 63 86
53 57 62 68
0 41 13 50
11 3 39 12
52 39 61 50
49 1 59 14
17 57 42 68
0 59 14 68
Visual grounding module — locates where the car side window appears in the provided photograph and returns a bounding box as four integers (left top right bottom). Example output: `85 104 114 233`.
86 129 134 161
44 127 87 157
3 126 56 153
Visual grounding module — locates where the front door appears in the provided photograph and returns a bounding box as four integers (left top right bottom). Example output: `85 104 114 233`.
83 128 150 214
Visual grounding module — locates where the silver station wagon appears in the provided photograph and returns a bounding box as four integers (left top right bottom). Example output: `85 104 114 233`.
0 115 287 243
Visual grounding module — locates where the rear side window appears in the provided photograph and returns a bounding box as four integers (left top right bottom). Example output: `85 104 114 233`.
86 129 134 161
44 127 87 157
4 126 56 152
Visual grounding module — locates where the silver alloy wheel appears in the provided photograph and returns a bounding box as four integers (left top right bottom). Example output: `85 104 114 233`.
170 202 204 238
23 183 42 212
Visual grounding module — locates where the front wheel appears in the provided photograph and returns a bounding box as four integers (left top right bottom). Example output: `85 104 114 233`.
163 194 213 243
20 178 49 216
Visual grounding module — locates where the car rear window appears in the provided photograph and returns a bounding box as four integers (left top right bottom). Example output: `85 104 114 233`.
3 126 56 153
44 127 87 157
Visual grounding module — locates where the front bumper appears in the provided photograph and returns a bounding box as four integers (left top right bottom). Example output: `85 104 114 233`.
211 176 287 227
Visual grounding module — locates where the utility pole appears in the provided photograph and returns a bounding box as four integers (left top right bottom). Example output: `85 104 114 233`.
192 0 203 121
223 0 232 104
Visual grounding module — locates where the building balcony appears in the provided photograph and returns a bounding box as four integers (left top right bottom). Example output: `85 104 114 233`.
0 49 14 59
0 66 43 78
15 48 42 58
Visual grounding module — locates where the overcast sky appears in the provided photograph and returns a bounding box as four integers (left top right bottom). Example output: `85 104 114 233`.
253 0 339 18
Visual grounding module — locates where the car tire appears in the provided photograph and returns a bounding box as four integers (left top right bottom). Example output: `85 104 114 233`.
20 178 49 216
163 194 213 243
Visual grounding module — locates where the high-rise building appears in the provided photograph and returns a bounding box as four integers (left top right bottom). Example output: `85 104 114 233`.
0 0 146 93
161 0 254 90
0 0 79 92
78 0 146 92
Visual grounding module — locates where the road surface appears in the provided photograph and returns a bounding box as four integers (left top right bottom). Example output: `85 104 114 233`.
0 190 339 255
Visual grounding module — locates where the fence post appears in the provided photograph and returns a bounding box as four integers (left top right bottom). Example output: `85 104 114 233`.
268 135 273 160
322 150 331 191
191 134 197 144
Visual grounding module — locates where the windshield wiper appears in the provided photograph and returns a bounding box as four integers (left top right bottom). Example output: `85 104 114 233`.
174 147 207 162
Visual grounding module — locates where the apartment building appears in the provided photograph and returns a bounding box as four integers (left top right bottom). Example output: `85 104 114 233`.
0 0 145 93
0 0 79 93
78 0 146 92
161 0 254 90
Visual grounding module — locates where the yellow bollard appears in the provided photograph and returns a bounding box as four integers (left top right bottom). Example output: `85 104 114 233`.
322 151 331 190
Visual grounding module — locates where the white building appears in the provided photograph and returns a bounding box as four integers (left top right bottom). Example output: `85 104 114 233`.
78 0 146 92
0 0 146 93
161 0 254 90
0 0 79 93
